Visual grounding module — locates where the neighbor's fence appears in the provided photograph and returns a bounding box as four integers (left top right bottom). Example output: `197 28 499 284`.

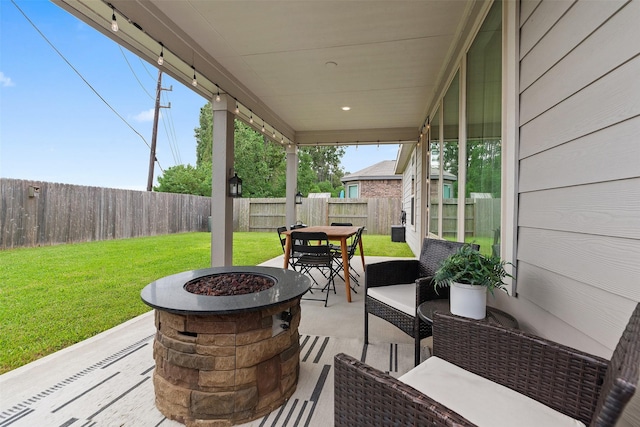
430 198 501 238
0 178 211 249
234 197 402 234
1 178 402 249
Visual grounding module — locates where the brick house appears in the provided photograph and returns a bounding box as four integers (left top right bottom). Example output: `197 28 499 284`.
341 160 401 198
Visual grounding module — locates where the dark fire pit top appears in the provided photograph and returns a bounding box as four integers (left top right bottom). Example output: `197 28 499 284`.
184 273 275 296
140 266 311 315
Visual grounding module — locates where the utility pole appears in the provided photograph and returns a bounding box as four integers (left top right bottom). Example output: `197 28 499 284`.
147 70 172 191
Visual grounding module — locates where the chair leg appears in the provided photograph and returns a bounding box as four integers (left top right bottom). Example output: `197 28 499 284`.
349 266 360 285
364 303 369 344
323 267 337 307
414 334 421 367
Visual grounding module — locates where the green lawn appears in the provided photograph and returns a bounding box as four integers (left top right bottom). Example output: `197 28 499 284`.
0 232 413 373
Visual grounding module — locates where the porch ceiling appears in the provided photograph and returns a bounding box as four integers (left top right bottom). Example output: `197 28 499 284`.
53 0 476 146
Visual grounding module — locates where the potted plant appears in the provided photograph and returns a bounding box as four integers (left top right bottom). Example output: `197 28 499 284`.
433 244 513 320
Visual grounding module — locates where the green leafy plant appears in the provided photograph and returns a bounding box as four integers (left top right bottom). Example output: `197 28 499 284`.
433 244 513 295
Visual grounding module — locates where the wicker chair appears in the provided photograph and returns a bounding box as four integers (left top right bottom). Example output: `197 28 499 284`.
365 238 477 365
336 304 640 427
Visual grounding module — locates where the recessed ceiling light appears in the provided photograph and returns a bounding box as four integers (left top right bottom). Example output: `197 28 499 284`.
341 106 351 111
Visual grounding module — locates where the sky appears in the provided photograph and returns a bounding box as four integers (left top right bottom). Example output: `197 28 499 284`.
0 1 397 191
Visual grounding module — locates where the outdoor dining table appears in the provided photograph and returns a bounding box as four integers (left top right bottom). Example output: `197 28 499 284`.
282 225 365 303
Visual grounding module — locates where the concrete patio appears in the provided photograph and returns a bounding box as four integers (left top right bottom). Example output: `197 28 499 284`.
0 255 420 427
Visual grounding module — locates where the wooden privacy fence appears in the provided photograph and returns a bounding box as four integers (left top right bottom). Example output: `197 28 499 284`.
1 179 402 249
429 198 501 238
0 179 211 249
235 197 402 235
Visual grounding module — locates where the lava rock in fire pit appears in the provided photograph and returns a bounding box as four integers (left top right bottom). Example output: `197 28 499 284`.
184 273 275 296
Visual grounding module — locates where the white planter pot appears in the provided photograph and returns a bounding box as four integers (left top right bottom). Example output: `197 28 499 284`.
450 282 487 320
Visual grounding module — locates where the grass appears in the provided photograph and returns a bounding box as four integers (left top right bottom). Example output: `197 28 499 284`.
0 232 413 373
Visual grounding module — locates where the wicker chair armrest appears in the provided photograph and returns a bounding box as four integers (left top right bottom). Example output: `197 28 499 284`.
365 259 420 289
415 276 449 305
433 312 608 424
334 353 475 427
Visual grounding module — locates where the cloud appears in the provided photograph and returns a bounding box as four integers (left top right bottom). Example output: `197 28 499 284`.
0 72 15 87
132 108 157 122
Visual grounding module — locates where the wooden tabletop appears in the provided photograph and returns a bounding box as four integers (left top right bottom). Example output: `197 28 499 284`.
283 225 360 238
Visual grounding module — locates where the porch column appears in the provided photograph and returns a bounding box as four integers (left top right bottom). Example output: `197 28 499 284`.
285 144 298 228
420 132 429 237
211 95 235 266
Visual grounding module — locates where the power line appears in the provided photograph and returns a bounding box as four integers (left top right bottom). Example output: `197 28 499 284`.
161 91 182 164
118 46 154 100
137 56 182 166
120 48 180 172
10 0 151 151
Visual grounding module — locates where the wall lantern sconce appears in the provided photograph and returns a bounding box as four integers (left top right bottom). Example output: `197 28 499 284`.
228 173 242 198
295 191 303 205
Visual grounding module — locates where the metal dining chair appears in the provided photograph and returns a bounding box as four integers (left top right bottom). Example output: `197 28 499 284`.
290 231 337 307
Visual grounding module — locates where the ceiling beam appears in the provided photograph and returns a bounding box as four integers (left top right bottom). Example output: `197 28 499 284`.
295 128 419 146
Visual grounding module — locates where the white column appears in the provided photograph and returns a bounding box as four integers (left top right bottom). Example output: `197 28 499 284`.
285 144 298 228
502 0 520 294
211 95 235 266
457 55 467 243
420 132 429 237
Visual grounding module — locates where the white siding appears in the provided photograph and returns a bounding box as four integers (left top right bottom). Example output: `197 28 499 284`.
403 150 422 255
506 0 640 359
408 0 639 420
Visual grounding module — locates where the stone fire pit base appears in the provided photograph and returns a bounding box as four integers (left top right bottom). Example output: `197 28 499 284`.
152 299 301 427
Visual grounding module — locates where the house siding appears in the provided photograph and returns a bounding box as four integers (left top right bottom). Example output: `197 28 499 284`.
493 0 640 378
401 152 423 255
359 179 402 198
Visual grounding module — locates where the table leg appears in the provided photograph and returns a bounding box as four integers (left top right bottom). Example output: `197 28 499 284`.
283 235 292 269
340 237 352 302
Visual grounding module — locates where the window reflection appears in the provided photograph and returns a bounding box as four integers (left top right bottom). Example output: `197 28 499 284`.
465 1 502 254
429 108 440 235
442 72 459 241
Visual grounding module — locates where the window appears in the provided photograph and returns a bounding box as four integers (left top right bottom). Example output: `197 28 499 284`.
465 1 502 251
428 108 440 235
427 1 502 256
443 184 452 199
442 71 459 241
347 184 359 198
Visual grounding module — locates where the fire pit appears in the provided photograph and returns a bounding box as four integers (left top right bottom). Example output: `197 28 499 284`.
141 266 311 427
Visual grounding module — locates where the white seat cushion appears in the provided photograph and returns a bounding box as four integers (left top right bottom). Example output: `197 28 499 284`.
398 356 585 427
367 283 416 316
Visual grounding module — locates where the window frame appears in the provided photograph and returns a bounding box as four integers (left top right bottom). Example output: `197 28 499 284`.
425 0 517 293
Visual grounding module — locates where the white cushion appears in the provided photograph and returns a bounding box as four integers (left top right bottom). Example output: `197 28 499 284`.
367 283 416 316
398 357 585 427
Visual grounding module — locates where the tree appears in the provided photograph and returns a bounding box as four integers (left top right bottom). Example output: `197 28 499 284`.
299 146 345 188
296 150 317 196
233 121 287 197
194 102 213 167
437 138 501 198
154 163 211 195
157 102 346 196
465 139 501 197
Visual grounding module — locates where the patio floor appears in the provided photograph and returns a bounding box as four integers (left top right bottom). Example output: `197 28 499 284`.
0 255 422 427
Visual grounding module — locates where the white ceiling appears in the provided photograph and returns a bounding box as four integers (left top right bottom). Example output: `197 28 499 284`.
53 0 477 146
